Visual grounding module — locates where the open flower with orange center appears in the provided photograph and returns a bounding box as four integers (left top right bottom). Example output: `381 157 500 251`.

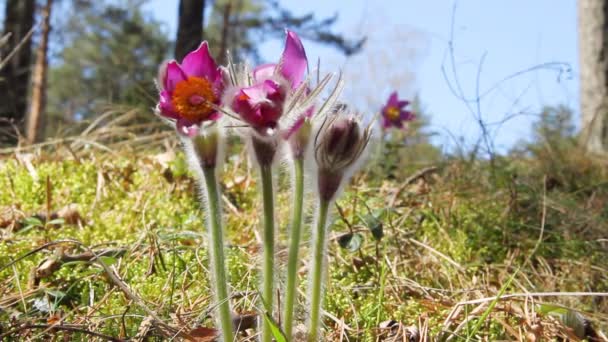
381 91 415 129
157 42 224 136
228 30 310 138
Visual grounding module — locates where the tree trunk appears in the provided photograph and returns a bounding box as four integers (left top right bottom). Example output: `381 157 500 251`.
0 0 35 146
218 3 232 65
579 0 608 154
174 0 206 61
26 0 53 144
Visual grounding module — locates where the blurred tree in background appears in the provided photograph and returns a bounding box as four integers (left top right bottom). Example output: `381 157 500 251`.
45 0 169 137
175 0 205 61
0 0 364 144
0 0 35 145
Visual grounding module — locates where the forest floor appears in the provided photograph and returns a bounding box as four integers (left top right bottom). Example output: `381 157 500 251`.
1 137 607 341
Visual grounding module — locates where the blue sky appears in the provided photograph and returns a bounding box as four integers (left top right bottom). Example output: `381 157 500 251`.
145 0 578 152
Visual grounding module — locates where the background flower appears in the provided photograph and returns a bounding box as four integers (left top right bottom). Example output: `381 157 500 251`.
381 91 414 129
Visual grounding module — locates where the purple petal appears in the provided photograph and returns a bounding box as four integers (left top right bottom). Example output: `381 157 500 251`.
386 91 399 107
241 80 281 105
176 118 200 137
277 30 308 89
164 61 187 92
158 90 179 119
283 106 314 139
401 110 415 121
157 61 169 90
181 41 221 81
397 100 410 108
253 63 276 81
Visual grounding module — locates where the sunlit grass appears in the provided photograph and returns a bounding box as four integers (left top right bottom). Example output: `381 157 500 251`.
1 145 607 340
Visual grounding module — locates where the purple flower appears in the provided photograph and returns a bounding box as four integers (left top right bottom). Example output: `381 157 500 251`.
157 42 224 137
381 91 414 129
230 30 308 136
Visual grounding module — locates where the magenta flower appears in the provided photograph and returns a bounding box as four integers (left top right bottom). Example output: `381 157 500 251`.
381 91 414 129
230 30 308 136
157 42 224 136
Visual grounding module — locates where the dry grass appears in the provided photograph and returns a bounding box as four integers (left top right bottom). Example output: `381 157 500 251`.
0 115 607 341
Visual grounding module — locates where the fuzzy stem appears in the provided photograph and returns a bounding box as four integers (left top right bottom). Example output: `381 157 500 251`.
202 167 234 342
260 164 275 342
308 199 330 342
284 157 305 338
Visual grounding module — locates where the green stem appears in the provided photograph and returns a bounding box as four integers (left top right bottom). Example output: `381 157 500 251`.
202 168 234 342
284 158 305 338
308 199 330 342
260 164 275 342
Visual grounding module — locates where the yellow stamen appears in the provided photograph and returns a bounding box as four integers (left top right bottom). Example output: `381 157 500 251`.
385 106 400 121
172 76 217 122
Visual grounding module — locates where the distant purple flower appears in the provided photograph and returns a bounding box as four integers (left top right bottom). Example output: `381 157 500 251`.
381 91 414 129
156 42 224 137
230 30 308 136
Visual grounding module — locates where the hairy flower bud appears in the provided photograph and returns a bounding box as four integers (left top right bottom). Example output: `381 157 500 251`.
190 122 221 169
314 112 371 201
288 116 312 159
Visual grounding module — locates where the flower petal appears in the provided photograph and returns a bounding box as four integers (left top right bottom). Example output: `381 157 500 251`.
164 61 187 92
387 92 399 107
397 100 409 108
176 118 200 137
283 106 314 139
158 90 179 119
277 30 308 89
253 63 276 81
401 110 415 121
157 61 169 90
181 41 220 81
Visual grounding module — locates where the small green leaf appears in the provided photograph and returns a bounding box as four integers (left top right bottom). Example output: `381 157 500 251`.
98 256 117 266
23 216 44 227
262 312 287 342
47 218 65 225
44 289 67 298
537 303 568 315
360 214 383 241
338 233 363 252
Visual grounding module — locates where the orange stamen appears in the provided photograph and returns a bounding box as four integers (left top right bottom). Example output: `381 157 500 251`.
385 106 400 121
172 76 217 122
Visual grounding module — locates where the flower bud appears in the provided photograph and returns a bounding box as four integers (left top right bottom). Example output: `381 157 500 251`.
251 134 278 167
288 117 312 159
191 122 220 169
314 112 371 201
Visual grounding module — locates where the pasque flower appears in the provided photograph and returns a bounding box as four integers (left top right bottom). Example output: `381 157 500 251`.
308 105 371 342
229 30 308 138
157 41 224 136
381 91 414 129
154 42 234 341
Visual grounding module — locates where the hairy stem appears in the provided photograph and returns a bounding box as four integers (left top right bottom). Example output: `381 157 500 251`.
260 164 275 342
308 199 330 342
202 167 234 342
284 158 305 338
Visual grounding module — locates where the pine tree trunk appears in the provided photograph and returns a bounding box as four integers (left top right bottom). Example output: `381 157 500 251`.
579 0 608 154
0 0 35 146
218 3 232 65
26 0 53 144
175 0 206 61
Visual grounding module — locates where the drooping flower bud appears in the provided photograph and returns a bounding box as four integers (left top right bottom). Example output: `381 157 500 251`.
314 110 371 201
